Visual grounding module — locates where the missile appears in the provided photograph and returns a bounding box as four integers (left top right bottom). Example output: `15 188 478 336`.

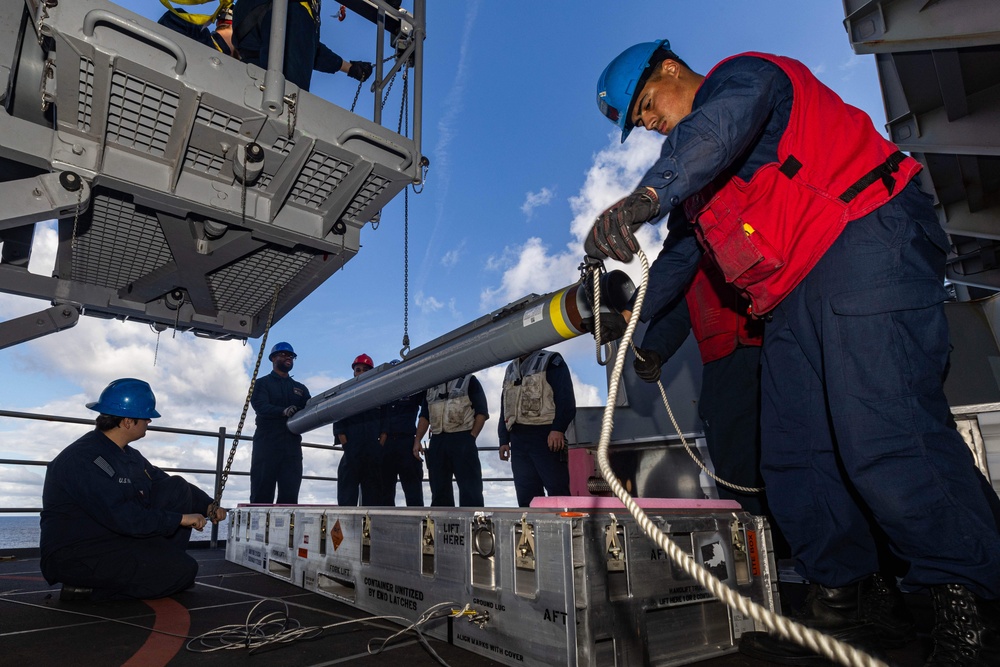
287 270 633 434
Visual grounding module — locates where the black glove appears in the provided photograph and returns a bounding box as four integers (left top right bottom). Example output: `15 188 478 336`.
283 405 299 418
633 347 662 383
584 189 660 262
347 61 373 82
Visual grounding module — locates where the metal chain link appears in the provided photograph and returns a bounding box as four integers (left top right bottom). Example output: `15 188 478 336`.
350 77 363 113
285 93 297 138
400 186 410 358
399 66 410 358
70 185 83 254
211 285 280 512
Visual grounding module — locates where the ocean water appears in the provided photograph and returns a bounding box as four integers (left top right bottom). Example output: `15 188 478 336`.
0 515 229 550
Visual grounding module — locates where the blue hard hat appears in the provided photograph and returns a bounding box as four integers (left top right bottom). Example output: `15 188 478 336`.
269 341 297 360
597 39 672 143
86 378 161 419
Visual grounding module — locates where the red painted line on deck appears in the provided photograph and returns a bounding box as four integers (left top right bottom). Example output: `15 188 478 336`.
122 597 190 667
0 575 46 581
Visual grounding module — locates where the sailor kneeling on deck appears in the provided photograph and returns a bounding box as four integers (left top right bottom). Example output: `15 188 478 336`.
39 379 226 601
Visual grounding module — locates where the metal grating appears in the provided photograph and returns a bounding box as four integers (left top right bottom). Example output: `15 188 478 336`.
71 194 173 289
106 72 178 157
195 104 242 135
77 57 95 132
289 151 352 208
272 135 295 155
184 145 225 176
345 173 390 218
208 246 313 315
255 172 272 190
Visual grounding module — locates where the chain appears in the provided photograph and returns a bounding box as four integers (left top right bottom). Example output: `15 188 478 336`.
70 185 83 254
400 185 410 358
397 66 411 358
153 328 160 367
211 285 281 512
285 93 297 138
350 79 363 113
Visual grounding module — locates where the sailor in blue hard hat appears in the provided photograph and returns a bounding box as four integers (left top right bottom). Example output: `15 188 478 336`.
250 341 311 503
596 39 692 144
39 379 225 601
87 377 162 420
588 37 1000 666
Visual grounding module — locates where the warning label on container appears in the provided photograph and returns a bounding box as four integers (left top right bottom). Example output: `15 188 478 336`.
244 547 264 568
364 577 424 611
331 519 344 551
653 584 714 608
456 633 524 662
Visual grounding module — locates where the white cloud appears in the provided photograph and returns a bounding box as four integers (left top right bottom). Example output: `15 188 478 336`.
481 130 665 311
441 242 464 268
479 237 581 310
839 54 867 72
521 186 555 219
415 291 444 313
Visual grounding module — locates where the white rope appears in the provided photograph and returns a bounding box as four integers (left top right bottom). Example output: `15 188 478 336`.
593 247 887 667
633 344 764 494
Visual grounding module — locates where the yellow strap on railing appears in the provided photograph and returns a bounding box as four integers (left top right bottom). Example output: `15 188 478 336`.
157 0 233 28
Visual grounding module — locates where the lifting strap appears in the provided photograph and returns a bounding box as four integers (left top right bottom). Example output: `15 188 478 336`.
158 0 232 27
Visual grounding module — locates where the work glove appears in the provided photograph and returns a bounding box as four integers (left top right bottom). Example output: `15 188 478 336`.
584 189 660 263
633 347 662 383
347 61 373 82
283 405 299 418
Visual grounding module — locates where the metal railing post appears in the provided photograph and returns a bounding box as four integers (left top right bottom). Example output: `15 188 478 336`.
210 427 226 548
261 0 288 116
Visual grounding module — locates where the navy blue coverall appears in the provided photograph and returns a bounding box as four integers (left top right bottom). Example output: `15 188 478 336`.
233 0 345 91
158 10 234 56
640 289 767 516
250 371 310 504
40 429 212 600
419 377 489 507
380 392 424 507
634 55 1000 596
334 407 384 506
499 356 576 508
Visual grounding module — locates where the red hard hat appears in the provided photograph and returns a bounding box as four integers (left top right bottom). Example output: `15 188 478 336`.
352 354 374 370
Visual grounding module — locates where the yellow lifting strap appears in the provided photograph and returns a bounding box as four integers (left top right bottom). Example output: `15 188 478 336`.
158 0 233 27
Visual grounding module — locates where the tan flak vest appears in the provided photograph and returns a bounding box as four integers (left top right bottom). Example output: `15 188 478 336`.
426 376 476 434
502 351 556 430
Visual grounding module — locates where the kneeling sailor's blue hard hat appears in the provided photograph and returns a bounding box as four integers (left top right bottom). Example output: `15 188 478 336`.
86 378 161 419
269 341 297 360
597 39 672 143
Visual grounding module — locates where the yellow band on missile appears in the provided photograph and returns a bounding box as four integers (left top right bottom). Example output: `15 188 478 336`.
549 289 576 339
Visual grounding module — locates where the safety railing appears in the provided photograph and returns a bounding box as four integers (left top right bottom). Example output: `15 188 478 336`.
0 408 514 548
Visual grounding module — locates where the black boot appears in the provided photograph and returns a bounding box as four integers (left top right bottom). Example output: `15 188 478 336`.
740 580 884 665
861 572 916 648
59 585 93 601
924 584 1000 666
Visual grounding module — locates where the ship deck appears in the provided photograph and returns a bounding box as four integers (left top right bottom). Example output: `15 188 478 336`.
0 544 933 666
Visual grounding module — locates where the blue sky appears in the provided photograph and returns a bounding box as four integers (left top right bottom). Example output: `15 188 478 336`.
0 0 887 509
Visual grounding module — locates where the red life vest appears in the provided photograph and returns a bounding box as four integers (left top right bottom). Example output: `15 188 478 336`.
685 257 763 365
683 52 922 315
